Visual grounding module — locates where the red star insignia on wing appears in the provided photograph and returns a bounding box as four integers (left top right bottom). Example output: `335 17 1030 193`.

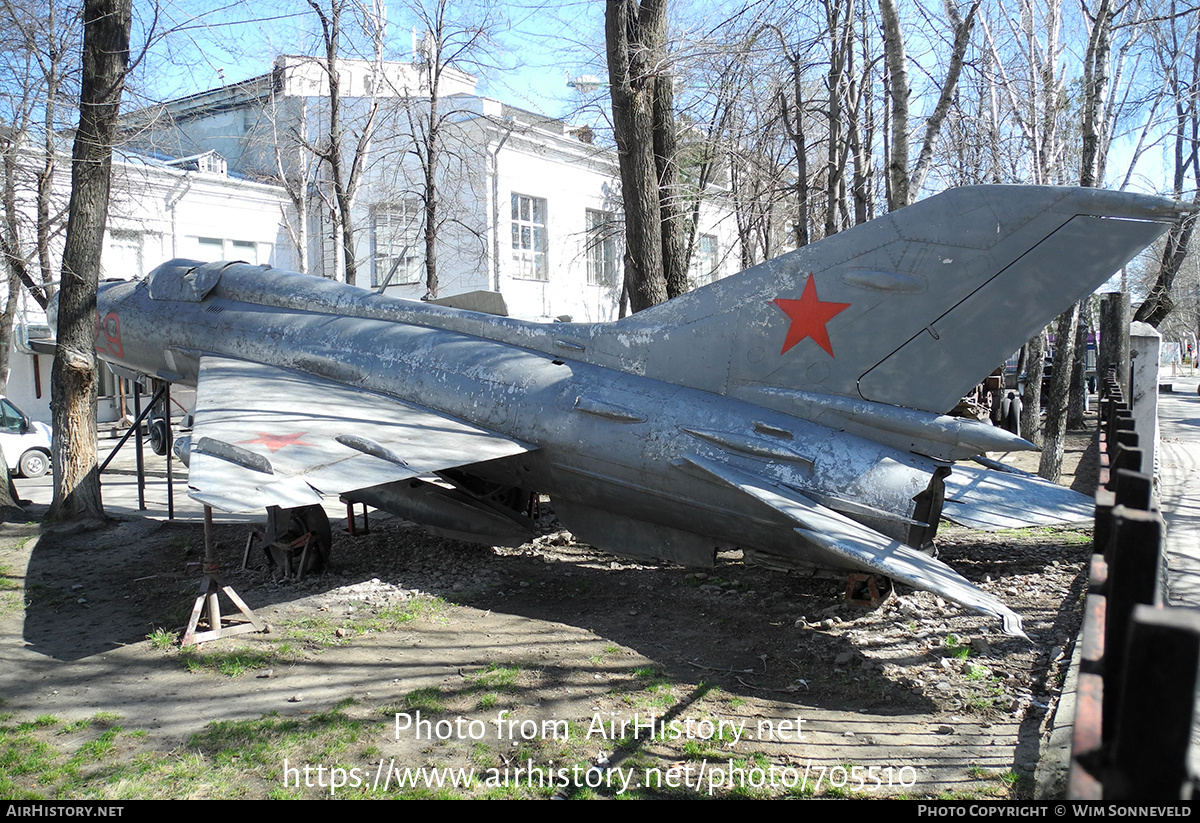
772 275 851 357
240 432 313 453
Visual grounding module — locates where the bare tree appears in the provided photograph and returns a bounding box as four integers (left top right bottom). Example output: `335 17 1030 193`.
396 0 502 298
605 0 676 312
979 0 1072 450
773 26 813 248
47 0 131 523
0 0 78 395
266 91 320 274
1135 0 1200 328
305 0 382 286
879 0 980 209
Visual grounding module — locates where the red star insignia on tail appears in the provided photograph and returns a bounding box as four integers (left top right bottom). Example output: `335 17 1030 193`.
772 275 851 357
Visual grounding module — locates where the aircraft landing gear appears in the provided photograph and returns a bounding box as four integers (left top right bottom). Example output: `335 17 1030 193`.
245 504 332 579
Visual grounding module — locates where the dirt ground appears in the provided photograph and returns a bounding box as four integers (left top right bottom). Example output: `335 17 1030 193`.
0 427 1098 800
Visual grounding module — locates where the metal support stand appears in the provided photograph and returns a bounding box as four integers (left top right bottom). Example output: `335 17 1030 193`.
243 528 318 580
164 381 174 520
242 505 327 581
133 381 145 510
181 506 265 646
344 500 369 536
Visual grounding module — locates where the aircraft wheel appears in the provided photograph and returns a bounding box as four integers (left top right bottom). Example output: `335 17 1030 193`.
18 450 48 478
147 420 168 456
269 505 332 575
989 390 1004 425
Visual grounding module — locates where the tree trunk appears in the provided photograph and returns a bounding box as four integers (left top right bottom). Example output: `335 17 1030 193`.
1079 0 1114 189
46 0 131 523
879 0 910 210
777 69 809 248
908 0 980 197
606 0 670 312
1067 299 1090 430
0 264 18 398
1 144 29 397
1038 301 1080 482
1135 10 1200 327
1020 331 1045 448
1135 215 1196 327
308 0 378 287
0 444 25 522
648 14 689 300
1098 291 1131 398
824 0 850 236
421 75 441 297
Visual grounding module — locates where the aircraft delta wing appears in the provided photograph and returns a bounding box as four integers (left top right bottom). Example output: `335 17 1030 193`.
92 185 1186 636
184 357 531 513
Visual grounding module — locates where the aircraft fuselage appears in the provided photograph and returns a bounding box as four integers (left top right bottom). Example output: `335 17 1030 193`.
96 262 943 572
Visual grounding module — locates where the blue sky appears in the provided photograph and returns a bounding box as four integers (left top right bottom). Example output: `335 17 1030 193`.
134 0 609 119
129 0 1174 195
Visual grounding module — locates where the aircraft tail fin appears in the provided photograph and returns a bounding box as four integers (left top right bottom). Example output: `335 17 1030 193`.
590 186 1182 414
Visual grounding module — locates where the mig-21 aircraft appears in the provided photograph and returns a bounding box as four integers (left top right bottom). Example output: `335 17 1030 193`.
91 186 1185 636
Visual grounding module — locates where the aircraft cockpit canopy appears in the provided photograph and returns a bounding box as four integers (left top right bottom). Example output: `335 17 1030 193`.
146 259 228 303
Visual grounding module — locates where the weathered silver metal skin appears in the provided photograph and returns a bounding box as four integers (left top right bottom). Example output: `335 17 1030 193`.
93 186 1185 636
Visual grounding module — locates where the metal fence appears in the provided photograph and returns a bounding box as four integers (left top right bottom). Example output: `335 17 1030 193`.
1068 369 1200 799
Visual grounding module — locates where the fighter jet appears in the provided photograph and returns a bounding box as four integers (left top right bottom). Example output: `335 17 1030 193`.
92 186 1184 636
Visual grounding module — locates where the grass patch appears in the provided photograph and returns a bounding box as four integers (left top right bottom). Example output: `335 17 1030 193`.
0 704 383 799
146 628 176 650
374 595 448 627
681 739 719 760
944 634 972 660
466 663 521 691
0 564 21 591
402 687 447 713
179 644 284 677
965 662 991 680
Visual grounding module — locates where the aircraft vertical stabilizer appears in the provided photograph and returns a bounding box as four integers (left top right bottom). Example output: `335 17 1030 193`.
588 186 1182 415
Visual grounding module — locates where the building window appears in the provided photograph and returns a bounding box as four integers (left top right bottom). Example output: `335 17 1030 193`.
511 193 547 280
372 202 423 287
104 231 143 280
586 209 620 287
198 237 224 260
689 233 719 286
231 240 259 265
195 237 267 265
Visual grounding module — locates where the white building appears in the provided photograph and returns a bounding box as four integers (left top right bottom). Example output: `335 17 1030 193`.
129 55 738 323
7 147 290 422
6 56 739 424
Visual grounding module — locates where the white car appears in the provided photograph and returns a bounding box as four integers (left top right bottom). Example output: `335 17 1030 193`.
0 396 52 478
